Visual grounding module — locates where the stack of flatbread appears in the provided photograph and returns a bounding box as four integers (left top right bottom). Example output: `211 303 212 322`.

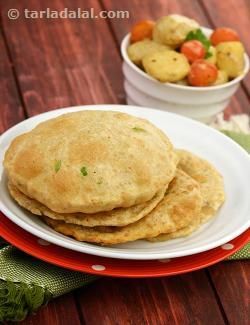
4 111 225 246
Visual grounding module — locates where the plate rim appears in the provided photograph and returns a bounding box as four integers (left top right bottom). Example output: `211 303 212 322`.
1 104 250 260
0 213 249 277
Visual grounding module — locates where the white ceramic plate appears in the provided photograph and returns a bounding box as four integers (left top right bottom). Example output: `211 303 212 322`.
1 105 250 260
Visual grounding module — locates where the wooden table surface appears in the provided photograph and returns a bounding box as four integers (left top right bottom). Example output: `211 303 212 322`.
0 1 249 324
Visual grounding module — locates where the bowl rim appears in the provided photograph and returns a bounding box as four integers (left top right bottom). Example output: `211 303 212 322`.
120 27 250 92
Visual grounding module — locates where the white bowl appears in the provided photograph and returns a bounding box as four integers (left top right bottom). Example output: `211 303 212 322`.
124 77 229 123
121 27 249 122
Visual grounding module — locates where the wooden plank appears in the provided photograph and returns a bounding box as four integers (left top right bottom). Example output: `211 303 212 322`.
201 0 250 96
0 30 25 133
20 293 81 325
102 0 250 115
1 1 248 324
1 1 122 322
77 271 225 325
101 0 209 43
208 261 250 325
1 0 125 116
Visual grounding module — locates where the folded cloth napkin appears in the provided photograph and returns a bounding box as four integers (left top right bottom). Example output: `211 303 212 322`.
0 242 97 322
0 118 249 322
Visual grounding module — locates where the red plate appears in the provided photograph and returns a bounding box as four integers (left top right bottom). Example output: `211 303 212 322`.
0 212 249 278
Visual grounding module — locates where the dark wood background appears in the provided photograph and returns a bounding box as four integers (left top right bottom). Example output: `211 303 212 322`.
0 1 249 324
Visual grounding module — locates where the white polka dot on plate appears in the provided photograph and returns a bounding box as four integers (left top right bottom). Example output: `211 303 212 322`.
221 243 234 250
38 239 50 246
158 258 171 263
91 264 106 271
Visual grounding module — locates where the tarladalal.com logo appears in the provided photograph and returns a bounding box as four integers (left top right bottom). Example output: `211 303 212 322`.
7 7 130 20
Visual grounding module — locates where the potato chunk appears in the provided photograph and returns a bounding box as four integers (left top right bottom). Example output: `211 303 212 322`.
142 50 190 82
153 14 199 48
127 40 171 66
216 42 245 78
212 70 228 86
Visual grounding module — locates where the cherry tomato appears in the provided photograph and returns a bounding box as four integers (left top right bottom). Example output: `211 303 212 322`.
210 27 240 46
181 40 206 63
188 60 218 87
130 20 155 43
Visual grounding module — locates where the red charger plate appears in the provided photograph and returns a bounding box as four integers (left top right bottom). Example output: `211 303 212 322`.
0 212 249 278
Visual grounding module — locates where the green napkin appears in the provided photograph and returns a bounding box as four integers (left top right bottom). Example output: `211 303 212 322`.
0 130 249 322
227 242 250 260
0 243 97 322
221 130 250 153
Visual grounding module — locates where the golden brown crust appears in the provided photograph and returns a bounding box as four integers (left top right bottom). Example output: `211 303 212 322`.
4 111 178 213
8 182 166 227
147 218 200 242
40 169 203 245
147 149 225 242
176 149 225 223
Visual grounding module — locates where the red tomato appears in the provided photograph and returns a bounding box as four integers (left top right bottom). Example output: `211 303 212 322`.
210 27 240 46
181 40 206 63
130 20 155 43
188 60 218 87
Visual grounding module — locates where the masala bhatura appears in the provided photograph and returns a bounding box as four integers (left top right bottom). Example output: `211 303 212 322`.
4 110 225 245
